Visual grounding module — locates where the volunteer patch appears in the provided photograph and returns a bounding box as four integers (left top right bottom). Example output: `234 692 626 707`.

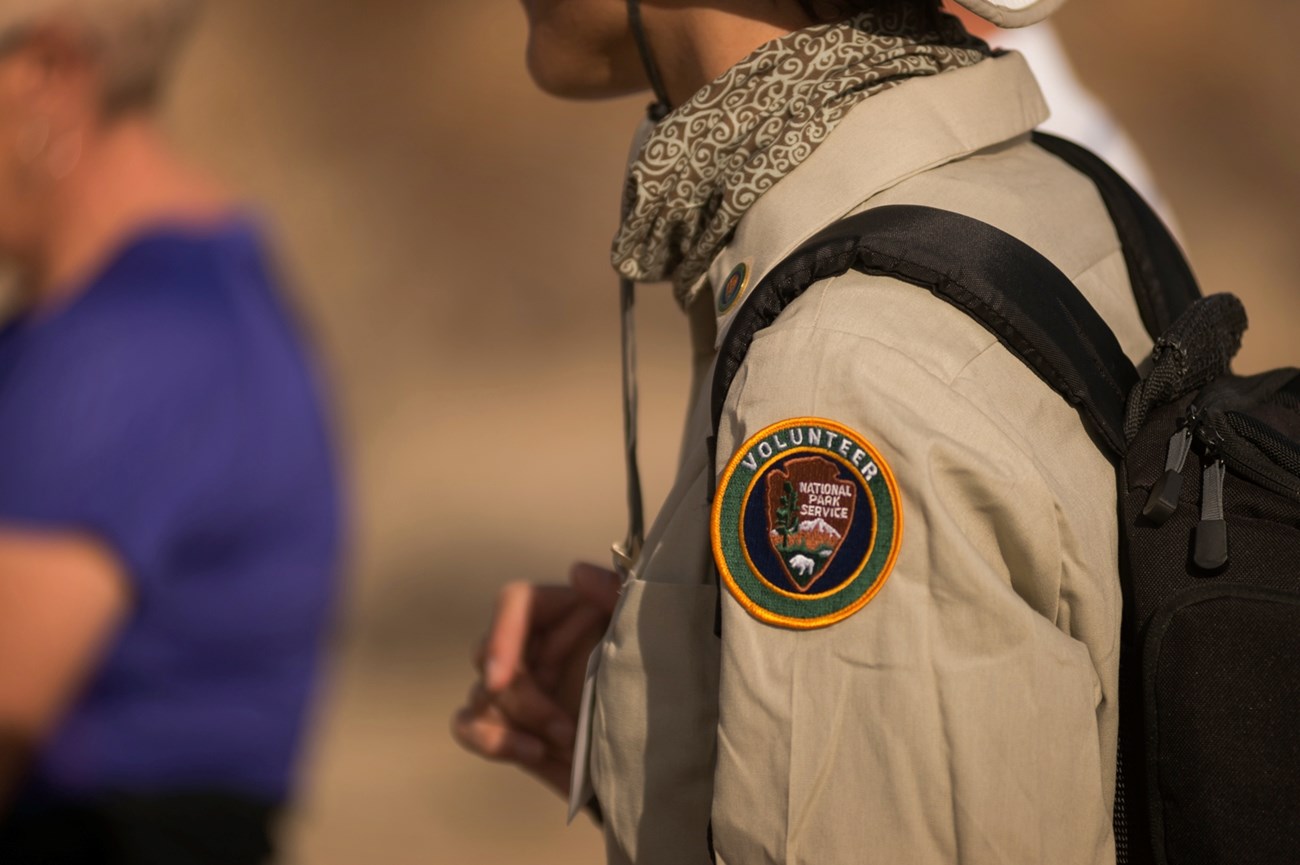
717 262 749 313
712 417 902 629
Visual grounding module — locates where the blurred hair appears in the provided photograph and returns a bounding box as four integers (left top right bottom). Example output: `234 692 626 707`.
0 0 203 114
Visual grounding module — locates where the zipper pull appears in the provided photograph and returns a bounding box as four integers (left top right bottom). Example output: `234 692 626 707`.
1193 457 1229 571
1142 425 1194 524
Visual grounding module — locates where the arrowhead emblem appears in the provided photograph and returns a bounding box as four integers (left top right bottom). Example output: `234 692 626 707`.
765 455 856 592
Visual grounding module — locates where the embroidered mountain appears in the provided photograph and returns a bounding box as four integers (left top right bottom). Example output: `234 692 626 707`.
798 518 841 538
770 518 842 542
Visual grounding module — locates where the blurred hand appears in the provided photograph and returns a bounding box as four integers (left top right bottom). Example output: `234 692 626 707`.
452 562 620 797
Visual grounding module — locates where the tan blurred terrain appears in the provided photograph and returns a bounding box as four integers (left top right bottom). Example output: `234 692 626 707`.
163 2 1298 863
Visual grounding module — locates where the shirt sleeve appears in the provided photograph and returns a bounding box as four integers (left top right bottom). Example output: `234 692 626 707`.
0 310 239 595
709 277 1114 864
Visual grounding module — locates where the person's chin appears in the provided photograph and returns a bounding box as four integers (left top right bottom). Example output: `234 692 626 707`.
525 45 645 101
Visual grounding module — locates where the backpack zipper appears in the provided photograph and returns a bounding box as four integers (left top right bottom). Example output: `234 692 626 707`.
1192 369 1300 502
1201 410 1300 502
1140 397 1300 572
1142 405 1231 569
1142 422 1194 523
1193 456 1228 570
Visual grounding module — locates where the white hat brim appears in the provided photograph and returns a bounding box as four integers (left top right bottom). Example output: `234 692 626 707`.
950 0 1068 27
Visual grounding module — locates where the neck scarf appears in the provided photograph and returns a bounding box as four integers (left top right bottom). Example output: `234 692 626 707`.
612 8 990 301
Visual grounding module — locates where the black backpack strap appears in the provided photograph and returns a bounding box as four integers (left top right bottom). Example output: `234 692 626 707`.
1032 131 1200 339
709 204 1139 475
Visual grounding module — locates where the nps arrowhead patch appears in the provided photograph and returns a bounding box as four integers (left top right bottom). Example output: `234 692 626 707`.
712 417 902 629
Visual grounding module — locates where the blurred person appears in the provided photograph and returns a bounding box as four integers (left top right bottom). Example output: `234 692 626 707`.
456 0 1154 862
0 2 342 863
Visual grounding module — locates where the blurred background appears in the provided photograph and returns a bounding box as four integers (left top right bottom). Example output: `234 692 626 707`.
162 1 1299 862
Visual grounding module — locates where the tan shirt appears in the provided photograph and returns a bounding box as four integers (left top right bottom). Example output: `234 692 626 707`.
572 52 1151 865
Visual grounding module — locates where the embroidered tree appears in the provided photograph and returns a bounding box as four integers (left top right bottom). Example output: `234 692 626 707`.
775 481 800 550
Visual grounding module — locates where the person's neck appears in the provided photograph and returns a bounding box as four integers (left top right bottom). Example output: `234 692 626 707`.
30 116 230 307
942 1 996 40
644 4 813 107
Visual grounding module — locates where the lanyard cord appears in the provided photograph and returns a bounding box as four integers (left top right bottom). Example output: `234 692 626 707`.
627 0 674 121
614 0 672 574
615 275 645 573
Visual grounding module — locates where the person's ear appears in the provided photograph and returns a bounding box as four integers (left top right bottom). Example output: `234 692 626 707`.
6 27 100 182
8 25 101 121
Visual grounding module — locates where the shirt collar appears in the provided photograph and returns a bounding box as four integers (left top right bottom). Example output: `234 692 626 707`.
705 51 1049 345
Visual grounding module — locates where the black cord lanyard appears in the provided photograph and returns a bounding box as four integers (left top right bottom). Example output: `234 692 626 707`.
627 0 673 120
613 0 673 575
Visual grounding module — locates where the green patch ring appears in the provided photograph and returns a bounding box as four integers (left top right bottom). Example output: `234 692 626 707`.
714 421 901 627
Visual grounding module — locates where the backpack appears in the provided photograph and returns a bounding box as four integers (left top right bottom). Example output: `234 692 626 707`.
707 132 1300 864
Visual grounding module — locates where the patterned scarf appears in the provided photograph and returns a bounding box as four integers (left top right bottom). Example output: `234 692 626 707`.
611 8 990 300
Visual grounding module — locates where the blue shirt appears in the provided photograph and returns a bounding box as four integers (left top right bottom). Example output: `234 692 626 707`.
0 220 342 803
